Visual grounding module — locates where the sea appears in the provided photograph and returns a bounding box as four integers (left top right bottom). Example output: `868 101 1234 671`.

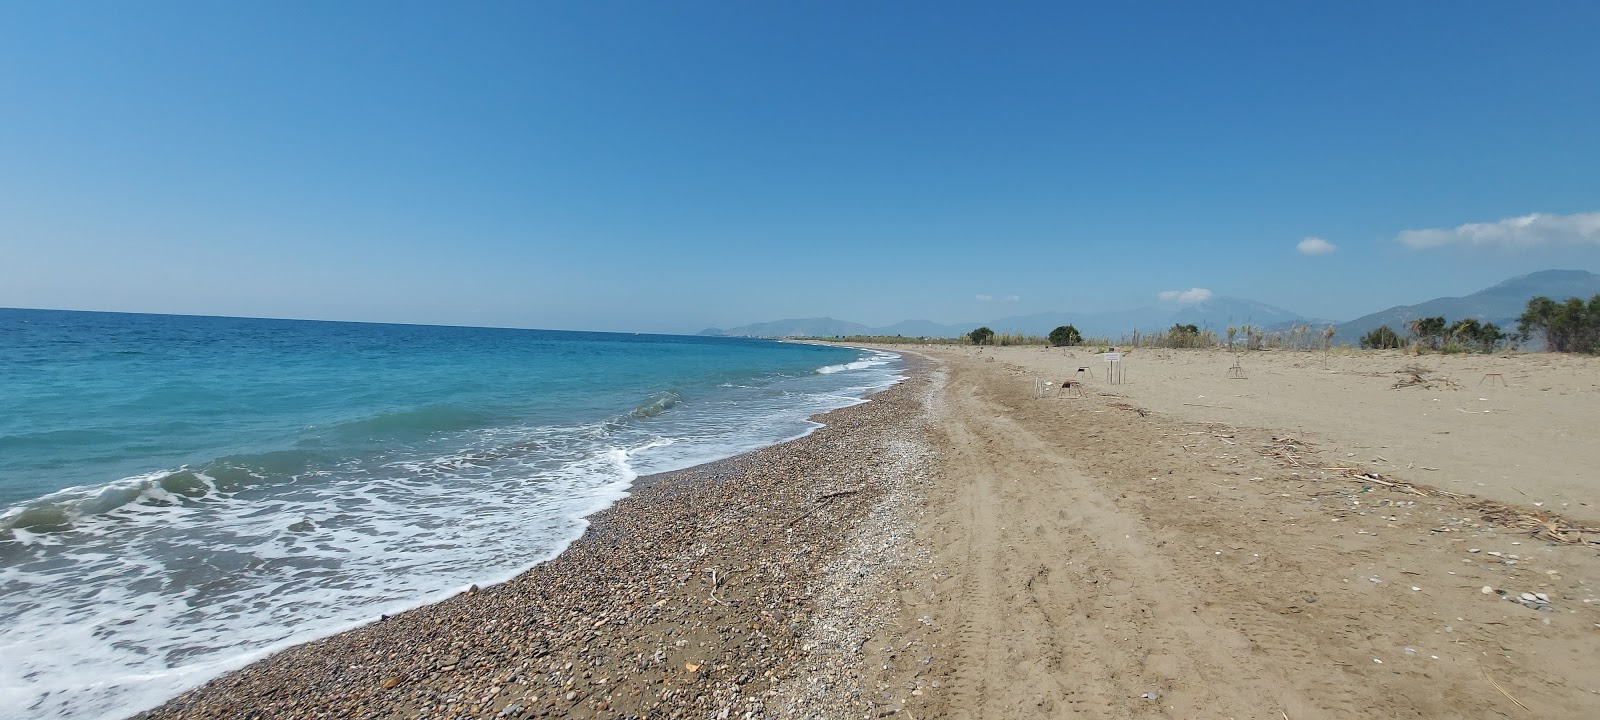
0 308 902 720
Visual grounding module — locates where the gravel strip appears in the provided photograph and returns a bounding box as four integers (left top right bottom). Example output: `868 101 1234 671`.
134 358 934 720
770 365 941 720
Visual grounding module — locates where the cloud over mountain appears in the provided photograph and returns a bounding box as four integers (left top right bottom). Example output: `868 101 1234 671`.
1157 288 1213 304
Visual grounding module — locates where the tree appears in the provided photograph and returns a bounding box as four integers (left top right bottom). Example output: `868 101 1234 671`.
1408 316 1446 350
1519 294 1600 353
1477 322 1506 353
1359 324 1404 350
968 326 995 345
1048 325 1082 347
1448 318 1481 344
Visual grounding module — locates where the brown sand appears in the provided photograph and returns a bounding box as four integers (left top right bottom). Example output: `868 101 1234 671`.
955 346 1600 519
132 347 1600 719
860 346 1600 719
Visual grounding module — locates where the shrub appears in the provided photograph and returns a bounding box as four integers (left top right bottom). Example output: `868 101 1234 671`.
968 326 995 345
1359 325 1405 350
1048 325 1082 347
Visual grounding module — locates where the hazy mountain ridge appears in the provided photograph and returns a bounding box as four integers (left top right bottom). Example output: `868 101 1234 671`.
701 270 1600 341
1332 270 1600 342
696 317 873 338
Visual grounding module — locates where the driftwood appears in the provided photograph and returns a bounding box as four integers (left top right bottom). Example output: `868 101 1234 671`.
1391 364 1462 390
1106 401 1150 417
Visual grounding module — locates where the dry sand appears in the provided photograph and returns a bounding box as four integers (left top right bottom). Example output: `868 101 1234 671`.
132 347 1600 719
860 345 1600 719
953 345 1600 519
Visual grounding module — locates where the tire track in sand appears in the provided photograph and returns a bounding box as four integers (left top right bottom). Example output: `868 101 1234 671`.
929 369 1315 719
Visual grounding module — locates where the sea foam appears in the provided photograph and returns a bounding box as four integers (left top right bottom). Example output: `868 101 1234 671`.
0 314 903 720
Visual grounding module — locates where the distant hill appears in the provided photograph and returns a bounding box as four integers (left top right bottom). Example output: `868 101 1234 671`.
1170 296 1323 330
871 319 973 337
698 317 873 338
1333 269 1600 342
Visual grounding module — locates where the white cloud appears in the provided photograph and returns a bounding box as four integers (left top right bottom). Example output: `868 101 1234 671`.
975 294 993 302
1157 287 1213 304
975 294 1021 302
1397 211 1600 250
1297 236 1338 256
1003 294 1020 302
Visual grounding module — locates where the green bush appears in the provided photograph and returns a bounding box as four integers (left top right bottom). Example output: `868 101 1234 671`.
1048 325 1082 347
1359 325 1405 350
1519 294 1600 353
968 326 995 345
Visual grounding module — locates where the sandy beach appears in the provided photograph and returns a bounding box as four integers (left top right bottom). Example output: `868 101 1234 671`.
135 347 1600 719
865 345 1600 718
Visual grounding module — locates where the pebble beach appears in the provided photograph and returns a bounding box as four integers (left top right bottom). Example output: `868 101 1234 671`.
134 359 935 720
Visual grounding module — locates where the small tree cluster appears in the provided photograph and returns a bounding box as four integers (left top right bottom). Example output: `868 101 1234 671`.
1407 317 1447 350
1395 315 1508 353
1519 294 1600 353
1446 318 1507 353
1048 325 1082 347
968 326 995 345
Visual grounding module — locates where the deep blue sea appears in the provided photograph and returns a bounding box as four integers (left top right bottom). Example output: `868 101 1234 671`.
0 308 901 720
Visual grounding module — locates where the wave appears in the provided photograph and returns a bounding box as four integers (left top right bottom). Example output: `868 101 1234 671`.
0 389 684 540
628 391 682 419
0 435 655 720
0 449 335 538
815 350 898 375
2 390 680 540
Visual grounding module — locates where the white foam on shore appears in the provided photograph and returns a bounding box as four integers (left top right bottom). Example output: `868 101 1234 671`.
815 350 898 375
0 349 906 720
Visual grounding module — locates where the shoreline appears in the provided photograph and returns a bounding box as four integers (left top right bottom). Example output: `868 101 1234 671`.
133 356 933 720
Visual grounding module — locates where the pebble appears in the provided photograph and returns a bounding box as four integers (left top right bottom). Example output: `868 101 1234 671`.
131 366 940 720
1506 590 1555 611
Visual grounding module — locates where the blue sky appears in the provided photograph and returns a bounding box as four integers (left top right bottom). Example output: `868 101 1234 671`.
2 2 1598 333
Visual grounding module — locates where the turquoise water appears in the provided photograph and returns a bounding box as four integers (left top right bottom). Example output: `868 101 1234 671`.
0 308 901 719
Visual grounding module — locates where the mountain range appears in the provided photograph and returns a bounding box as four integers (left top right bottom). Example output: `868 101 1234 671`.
1330 269 1600 342
698 270 1600 342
